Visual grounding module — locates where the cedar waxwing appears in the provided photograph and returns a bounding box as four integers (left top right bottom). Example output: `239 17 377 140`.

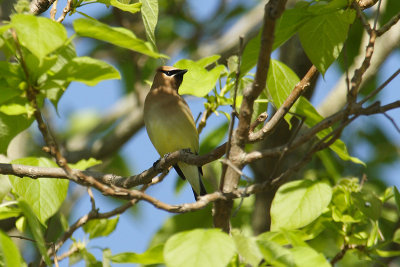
144 66 207 199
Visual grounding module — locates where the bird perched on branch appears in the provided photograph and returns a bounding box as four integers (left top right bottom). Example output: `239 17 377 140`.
144 66 207 199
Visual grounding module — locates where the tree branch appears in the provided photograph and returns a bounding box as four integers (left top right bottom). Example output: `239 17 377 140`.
318 1 400 117
30 0 55 15
213 0 287 233
248 65 318 142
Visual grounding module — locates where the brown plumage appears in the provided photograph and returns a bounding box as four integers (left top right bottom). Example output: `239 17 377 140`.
144 66 206 199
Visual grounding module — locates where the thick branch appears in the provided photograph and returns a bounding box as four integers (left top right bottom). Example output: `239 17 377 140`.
30 0 55 15
0 143 227 188
214 0 287 233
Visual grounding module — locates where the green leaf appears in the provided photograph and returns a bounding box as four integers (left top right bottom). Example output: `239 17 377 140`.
8 157 69 224
270 180 332 231
375 249 400 257
0 175 11 202
199 122 228 154
0 81 20 105
197 55 221 68
18 199 51 266
97 0 141 13
0 62 23 105
298 9 355 74
102 248 112 267
0 112 34 155
393 228 400 244
15 217 26 233
41 42 77 109
0 206 21 220
81 248 102 266
140 0 158 49
367 221 379 247
73 18 166 58
69 158 102 170
0 103 34 116
232 229 262 267
11 14 67 60
164 229 235 267
52 56 120 86
273 5 312 50
257 239 294 267
394 186 400 213
0 230 23 267
240 4 312 76
175 56 225 97
83 216 119 239
149 206 212 247
294 97 365 165
291 246 330 267
240 32 260 76
111 244 164 264
352 191 382 220
267 59 300 124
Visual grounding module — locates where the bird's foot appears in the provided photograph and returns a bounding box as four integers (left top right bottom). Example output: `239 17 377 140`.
152 159 161 169
182 148 193 154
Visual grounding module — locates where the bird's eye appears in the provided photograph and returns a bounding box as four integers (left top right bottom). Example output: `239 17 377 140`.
161 70 173 76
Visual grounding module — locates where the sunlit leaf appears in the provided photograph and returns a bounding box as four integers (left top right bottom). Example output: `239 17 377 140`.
111 244 164 264
0 112 33 154
11 14 67 59
52 56 120 86
140 0 158 48
83 216 119 239
175 56 225 97
0 103 34 116
164 229 235 267
291 246 330 267
9 157 69 224
18 199 51 266
271 180 332 231
299 9 355 74
352 191 382 221
0 230 23 267
97 0 141 13
232 229 262 266
69 158 102 170
73 18 166 58
257 238 294 267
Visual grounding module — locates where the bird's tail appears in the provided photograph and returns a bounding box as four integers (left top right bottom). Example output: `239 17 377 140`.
176 162 206 199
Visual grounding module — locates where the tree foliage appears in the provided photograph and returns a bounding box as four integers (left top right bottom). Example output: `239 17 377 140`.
0 0 399 266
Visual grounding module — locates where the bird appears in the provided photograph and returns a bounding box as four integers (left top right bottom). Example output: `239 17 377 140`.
144 66 207 199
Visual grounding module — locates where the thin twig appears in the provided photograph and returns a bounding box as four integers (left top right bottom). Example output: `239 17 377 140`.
249 65 318 142
383 112 400 134
87 187 96 211
353 1 372 34
360 68 400 105
50 0 58 21
197 109 212 134
372 0 382 30
347 20 377 104
249 112 268 133
220 158 252 182
377 11 400 36
57 0 73 23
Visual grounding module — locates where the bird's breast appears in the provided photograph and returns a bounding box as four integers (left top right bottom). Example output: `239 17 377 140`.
144 90 199 157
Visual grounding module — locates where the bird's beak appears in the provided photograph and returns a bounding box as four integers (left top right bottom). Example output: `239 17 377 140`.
177 69 188 76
